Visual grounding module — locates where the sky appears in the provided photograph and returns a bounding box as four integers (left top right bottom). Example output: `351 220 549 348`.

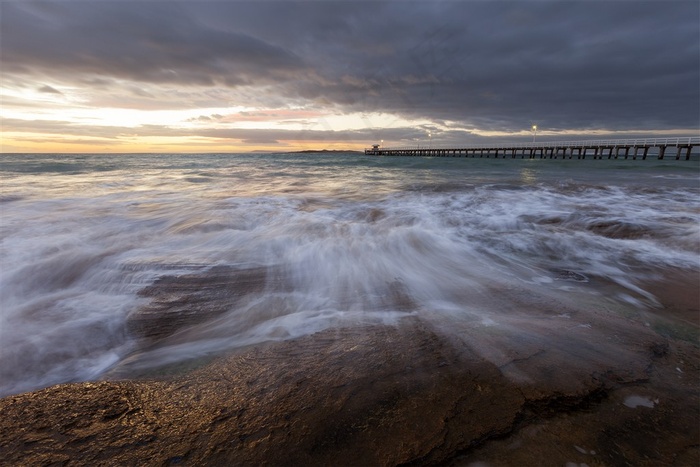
1 0 699 153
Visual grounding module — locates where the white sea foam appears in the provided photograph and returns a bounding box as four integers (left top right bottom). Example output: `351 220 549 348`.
1 153 698 395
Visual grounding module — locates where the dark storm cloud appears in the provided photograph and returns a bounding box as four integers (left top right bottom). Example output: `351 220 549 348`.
190 0 699 133
1 1 308 86
311 1 700 133
2 1 698 136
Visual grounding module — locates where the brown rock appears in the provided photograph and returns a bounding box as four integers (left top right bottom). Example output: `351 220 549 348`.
2 313 696 466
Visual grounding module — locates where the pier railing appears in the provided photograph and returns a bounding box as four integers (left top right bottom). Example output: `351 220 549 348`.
373 137 700 152
365 137 700 160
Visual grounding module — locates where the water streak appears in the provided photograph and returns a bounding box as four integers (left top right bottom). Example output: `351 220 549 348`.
1 153 698 395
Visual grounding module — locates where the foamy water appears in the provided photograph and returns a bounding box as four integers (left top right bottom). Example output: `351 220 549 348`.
1 153 698 395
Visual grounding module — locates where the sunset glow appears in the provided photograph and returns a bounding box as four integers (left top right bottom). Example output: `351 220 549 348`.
1 1 698 152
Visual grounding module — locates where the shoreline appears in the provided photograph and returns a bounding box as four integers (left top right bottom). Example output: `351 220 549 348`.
2 149 698 465
2 292 698 465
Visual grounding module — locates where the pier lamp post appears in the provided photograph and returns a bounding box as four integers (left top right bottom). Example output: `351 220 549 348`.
428 132 432 149
532 125 538 143
381 140 384 148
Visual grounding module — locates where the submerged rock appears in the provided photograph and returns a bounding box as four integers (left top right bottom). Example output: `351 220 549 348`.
127 266 269 341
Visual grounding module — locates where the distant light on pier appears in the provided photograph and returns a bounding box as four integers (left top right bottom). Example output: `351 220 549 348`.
365 137 700 161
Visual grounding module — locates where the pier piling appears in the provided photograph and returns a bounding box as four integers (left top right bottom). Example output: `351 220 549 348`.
365 137 700 161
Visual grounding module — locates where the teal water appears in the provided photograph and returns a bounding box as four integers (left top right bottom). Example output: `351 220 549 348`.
1 152 699 395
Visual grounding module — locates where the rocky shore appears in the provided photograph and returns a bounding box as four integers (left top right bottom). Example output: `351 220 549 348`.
2 315 698 466
1 265 698 466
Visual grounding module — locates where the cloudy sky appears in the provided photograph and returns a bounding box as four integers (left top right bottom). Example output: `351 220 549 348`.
1 0 699 153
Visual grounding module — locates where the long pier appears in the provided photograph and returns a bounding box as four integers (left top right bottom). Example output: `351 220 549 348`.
365 137 700 160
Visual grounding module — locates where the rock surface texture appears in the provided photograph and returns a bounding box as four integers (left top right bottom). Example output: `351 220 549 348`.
1 315 698 466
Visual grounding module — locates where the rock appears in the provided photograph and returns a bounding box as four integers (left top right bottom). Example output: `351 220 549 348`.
1 316 697 466
127 266 269 341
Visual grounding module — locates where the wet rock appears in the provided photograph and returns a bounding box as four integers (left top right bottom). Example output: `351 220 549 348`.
451 338 700 466
127 266 269 341
2 316 697 466
587 220 649 240
384 278 417 312
0 322 519 466
551 269 588 282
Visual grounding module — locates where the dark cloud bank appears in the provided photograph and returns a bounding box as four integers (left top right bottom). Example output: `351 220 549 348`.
2 0 699 145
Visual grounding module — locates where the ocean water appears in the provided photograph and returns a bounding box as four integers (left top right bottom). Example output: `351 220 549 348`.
1 152 699 396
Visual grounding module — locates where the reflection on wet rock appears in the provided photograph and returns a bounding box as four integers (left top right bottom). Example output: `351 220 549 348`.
1 320 698 466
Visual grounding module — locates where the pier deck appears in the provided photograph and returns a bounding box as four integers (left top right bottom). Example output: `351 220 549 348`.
365 137 700 160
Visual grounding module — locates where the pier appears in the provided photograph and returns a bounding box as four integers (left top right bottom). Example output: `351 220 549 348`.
365 137 700 160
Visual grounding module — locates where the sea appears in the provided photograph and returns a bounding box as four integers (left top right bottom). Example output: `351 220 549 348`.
1 152 699 397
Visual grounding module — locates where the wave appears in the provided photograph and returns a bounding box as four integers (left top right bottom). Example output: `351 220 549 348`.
0 154 698 395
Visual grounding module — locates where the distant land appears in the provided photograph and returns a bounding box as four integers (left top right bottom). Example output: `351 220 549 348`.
292 149 362 154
